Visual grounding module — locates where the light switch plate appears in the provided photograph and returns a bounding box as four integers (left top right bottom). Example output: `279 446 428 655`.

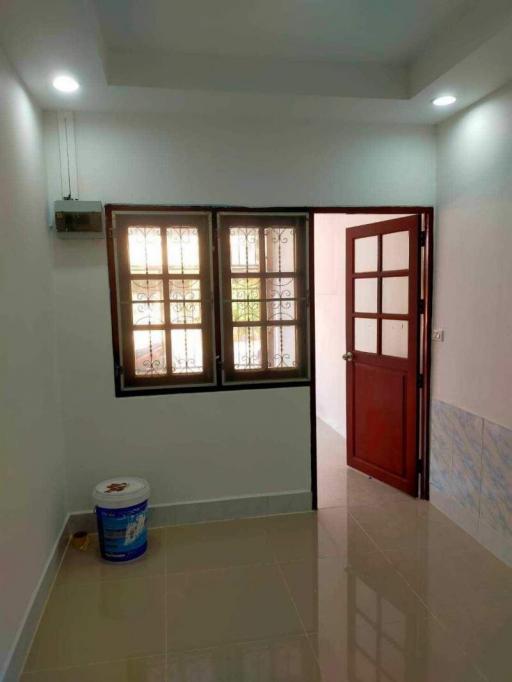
432 329 444 342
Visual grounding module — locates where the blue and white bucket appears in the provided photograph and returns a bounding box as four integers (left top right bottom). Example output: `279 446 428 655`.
93 477 150 562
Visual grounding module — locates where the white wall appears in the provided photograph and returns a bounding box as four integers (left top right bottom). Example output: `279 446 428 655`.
314 214 410 439
434 82 512 428
43 110 435 511
0 50 67 676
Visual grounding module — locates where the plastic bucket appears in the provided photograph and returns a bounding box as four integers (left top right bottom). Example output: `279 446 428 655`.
93 477 150 562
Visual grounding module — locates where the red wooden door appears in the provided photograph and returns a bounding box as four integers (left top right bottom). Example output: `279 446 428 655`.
345 216 420 496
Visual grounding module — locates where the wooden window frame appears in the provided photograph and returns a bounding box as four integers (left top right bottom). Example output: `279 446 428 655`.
218 212 310 384
106 205 311 397
108 208 216 393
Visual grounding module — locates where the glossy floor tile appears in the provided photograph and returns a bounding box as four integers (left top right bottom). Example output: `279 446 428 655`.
21 421 512 681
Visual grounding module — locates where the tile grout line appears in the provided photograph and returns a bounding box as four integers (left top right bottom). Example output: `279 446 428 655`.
274 560 322 672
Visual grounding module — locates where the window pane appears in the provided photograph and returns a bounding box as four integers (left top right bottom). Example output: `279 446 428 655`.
167 227 200 274
169 279 201 301
170 302 201 324
354 236 378 273
133 330 166 375
128 227 162 274
354 278 378 313
131 279 164 301
169 279 202 323
171 329 203 373
231 278 260 299
382 320 408 358
132 302 165 326
232 301 261 322
264 227 296 272
266 277 296 321
382 231 409 271
267 326 297 368
354 318 377 353
382 276 408 314
233 327 262 369
230 228 260 273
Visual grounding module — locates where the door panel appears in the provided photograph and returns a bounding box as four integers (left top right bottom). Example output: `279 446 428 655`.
346 216 420 496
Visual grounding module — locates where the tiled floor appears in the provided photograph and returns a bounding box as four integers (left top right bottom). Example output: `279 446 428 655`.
21 421 512 681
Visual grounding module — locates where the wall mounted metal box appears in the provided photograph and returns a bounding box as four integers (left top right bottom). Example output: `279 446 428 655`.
54 200 104 238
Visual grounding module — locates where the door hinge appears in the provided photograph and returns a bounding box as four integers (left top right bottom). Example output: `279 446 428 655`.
417 374 424 389
114 362 124 378
417 458 423 474
419 299 425 314
419 231 426 247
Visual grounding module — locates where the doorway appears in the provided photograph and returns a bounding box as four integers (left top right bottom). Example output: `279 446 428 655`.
312 209 433 508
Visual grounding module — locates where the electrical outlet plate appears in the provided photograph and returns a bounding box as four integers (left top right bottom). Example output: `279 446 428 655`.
432 329 444 342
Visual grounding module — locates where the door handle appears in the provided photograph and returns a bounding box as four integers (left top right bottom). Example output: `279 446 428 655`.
343 352 353 362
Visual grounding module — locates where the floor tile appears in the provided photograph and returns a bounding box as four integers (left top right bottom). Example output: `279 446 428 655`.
280 552 428 639
21 418 512 681
165 518 274 573
20 656 167 681
57 529 166 583
25 576 166 671
262 512 339 563
317 507 380 561
167 636 322 681
166 564 303 651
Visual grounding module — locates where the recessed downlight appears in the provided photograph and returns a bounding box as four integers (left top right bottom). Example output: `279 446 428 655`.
52 75 80 93
432 95 456 107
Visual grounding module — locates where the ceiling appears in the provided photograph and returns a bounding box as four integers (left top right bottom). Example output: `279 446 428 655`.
1 0 512 124
95 0 468 63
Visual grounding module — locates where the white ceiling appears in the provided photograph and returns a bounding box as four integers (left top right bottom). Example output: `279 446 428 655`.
94 0 469 63
1 0 511 124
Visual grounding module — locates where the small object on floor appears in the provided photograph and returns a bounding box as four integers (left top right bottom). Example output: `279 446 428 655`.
93 477 150 563
71 531 90 551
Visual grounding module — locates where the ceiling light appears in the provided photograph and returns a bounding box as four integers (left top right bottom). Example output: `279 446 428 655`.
432 95 456 107
52 75 80 93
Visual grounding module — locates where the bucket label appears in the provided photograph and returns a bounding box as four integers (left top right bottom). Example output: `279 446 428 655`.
96 500 148 561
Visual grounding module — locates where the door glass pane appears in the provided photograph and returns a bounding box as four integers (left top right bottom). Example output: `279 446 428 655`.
133 330 166 375
354 278 378 313
354 236 378 273
233 327 262 369
382 231 409 271
382 320 408 358
171 329 203 373
267 325 297 368
382 276 408 314
230 228 260 273
354 318 377 353
264 227 296 272
128 227 162 274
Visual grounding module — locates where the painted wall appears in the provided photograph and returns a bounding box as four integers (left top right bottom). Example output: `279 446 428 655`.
431 82 512 565
314 213 409 440
0 50 67 676
43 111 435 511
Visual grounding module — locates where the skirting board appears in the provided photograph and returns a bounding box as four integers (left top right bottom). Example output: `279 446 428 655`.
67 490 313 534
2 516 70 682
3 490 311 681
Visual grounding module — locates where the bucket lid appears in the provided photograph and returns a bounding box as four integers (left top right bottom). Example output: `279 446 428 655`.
93 477 150 509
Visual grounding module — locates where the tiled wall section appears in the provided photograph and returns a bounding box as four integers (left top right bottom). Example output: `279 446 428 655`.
430 399 512 566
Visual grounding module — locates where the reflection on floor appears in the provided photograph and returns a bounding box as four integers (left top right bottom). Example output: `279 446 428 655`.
21 422 512 681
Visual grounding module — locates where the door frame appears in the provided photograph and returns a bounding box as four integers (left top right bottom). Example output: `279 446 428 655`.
309 207 434 506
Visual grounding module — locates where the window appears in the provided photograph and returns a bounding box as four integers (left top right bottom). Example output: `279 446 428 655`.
109 211 215 391
107 207 309 395
218 213 309 383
